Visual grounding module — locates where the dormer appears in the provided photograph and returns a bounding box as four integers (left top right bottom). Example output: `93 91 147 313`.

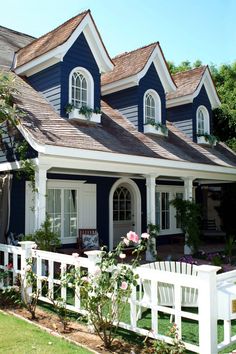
166 66 221 145
13 10 113 123
101 43 176 136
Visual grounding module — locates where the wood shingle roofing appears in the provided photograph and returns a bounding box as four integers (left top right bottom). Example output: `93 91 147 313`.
101 43 158 85
166 66 206 100
12 73 236 168
15 11 89 68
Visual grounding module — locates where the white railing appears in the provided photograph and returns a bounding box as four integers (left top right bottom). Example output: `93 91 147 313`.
1 241 236 354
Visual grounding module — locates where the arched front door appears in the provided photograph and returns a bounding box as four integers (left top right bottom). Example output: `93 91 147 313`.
113 184 134 247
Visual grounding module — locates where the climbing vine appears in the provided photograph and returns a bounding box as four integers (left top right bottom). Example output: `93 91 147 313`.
0 71 36 188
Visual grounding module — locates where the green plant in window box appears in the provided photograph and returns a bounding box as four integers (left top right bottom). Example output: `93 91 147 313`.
93 107 101 114
145 118 168 135
197 132 218 146
79 105 94 119
64 103 74 114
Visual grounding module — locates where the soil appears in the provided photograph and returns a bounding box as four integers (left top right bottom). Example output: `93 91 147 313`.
6 307 147 354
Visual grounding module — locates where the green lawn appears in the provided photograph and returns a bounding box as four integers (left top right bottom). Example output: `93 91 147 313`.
0 312 92 354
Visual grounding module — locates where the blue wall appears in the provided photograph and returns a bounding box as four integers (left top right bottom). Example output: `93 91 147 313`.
9 174 26 236
27 33 101 118
138 63 166 131
193 85 212 142
103 63 166 132
167 85 212 142
61 32 100 117
27 63 61 114
103 87 139 127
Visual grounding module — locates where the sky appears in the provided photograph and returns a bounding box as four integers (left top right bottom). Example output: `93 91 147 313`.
0 0 235 67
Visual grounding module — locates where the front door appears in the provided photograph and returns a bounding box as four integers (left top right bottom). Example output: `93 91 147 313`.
113 185 134 248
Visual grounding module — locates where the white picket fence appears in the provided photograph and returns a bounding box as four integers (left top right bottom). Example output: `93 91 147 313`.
1 241 236 354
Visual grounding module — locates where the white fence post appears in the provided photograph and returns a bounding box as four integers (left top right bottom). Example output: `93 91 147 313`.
19 241 36 302
198 264 221 354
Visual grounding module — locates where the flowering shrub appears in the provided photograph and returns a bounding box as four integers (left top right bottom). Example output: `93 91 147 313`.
62 231 149 348
146 324 185 353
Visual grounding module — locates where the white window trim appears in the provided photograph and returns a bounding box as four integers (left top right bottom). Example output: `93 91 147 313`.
143 89 161 124
155 185 184 235
69 67 94 109
196 105 210 135
46 180 97 244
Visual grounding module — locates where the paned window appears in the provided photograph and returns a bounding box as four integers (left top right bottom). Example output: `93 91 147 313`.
113 186 132 221
144 89 161 124
155 192 170 230
71 72 88 109
197 106 209 135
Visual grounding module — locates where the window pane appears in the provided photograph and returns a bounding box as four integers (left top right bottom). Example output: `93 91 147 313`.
161 192 170 230
46 189 62 237
64 190 77 238
155 192 160 227
71 71 88 108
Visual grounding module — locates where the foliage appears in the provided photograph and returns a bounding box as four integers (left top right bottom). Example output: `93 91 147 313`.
48 293 69 332
61 231 149 348
171 197 201 253
167 59 202 75
15 140 36 189
65 103 101 118
145 118 168 135
224 235 236 264
152 324 185 353
21 258 40 320
23 215 61 251
197 132 218 146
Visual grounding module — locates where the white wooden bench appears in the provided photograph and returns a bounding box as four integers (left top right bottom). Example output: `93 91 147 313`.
137 261 199 319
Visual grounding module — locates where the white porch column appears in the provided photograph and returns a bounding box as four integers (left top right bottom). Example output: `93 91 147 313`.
182 177 194 254
146 175 157 225
145 175 157 261
34 165 48 231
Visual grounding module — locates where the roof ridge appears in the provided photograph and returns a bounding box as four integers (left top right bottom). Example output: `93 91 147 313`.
173 65 207 77
0 25 35 39
16 10 90 55
112 42 158 60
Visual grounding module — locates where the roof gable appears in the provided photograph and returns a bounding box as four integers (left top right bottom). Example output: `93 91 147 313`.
101 43 176 95
167 66 220 109
14 10 113 76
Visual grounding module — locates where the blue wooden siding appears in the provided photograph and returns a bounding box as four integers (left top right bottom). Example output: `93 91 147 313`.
192 85 212 142
61 33 100 118
167 85 212 142
138 63 166 132
103 63 166 132
27 63 61 114
167 103 193 123
9 174 26 236
103 87 139 127
27 33 100 118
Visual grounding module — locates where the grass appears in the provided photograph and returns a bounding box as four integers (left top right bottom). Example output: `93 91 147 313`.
0 312 92 354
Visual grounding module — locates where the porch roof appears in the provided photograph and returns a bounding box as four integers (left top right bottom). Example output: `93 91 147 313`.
11 72 236 172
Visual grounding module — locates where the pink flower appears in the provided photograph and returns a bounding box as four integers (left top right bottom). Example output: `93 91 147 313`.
120 281 128 290
123 237 130 246
141 233 150 240
126 231 139 243
119 253 126 259
6 263 13 270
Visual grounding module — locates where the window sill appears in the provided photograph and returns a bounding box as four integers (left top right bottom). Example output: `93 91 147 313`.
197 136 216 146
143 124 167 136
69 109 101 123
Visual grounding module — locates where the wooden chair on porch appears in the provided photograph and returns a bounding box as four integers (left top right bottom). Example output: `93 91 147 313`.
77 229 100 256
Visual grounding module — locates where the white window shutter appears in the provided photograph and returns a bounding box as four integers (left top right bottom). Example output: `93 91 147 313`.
79 184 96 228
25 181 35 234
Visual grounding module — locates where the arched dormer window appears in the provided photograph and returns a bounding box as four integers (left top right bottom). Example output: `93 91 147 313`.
143 89 161 124
69 67 94 109
197 106 210 135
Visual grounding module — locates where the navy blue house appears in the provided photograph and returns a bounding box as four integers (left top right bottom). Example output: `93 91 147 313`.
0 10 235 254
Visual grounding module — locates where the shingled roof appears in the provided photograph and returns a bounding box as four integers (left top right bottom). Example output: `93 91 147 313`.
15 11 89 68
0 26 34 69
101 43 158 85
166 66 206 101
11 72 236 169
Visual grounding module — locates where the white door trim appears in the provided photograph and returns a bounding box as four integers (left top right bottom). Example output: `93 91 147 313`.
109 178 141 251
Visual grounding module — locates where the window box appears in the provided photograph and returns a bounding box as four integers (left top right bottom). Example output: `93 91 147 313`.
69 109 101 123
197 135 217 146
144 123 168 137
